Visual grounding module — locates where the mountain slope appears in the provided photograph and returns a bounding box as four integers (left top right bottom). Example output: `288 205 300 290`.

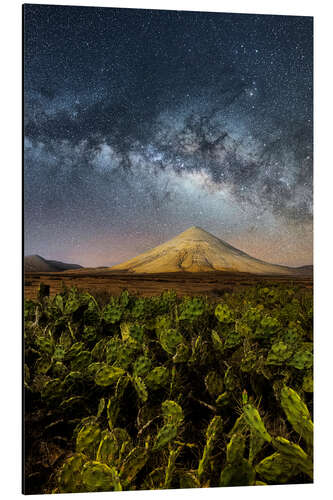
110 226 294 275
24 255 83 272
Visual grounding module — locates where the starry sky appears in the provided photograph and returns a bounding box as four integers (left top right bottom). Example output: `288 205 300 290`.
24 4 313 268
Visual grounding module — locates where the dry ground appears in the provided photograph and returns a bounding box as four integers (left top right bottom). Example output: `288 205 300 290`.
24 270 313 300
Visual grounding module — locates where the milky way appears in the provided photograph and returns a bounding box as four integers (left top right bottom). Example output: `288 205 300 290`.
24 5 313 267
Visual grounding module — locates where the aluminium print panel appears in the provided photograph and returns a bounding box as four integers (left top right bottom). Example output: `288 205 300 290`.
23 4 313 494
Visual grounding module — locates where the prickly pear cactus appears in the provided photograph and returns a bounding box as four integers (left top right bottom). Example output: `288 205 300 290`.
164 446 182 489
96 432 119 466
198 416 223 481
145 366 169 391
205 371 224 398
211 330 224 353
288 343 313 370
35 356 52 375
95 365 126 387
87 362 105 379
215 303 234 324
172 342 191 363
82 325 99 343
219 459 256 487
241 304 264 328
248 429 266 465
162 400 184 426
96 398 105 419
24 284 313 493
224 367 238 392
159 328 184 355
179 471 200 489
64 294 80 315
279 386 313 449
36 334 54 357
133 355 152 378
272 437 313 479
76 423 101 459
119 446 149 485
113 340 139 370
221 408 255 487
63 370 84 393
215 391 231 408
107 396 120 430
83 299 100 326
52 345 66 362
58 453 87 493
226 433 246 464
81 461 122 492
255 314 280 339
242 403 271 443
266 341 294 365
41 378 63 404
91 338 108 361
131 298 146 320
302 372 313 393
255 452 295 483
179 297 205 320
153 424 178 451
240 350 258 373
60 395 84 411
132 376 148 402
129 323 144 343
105 338 121 364
59 330 72 351
70 350 92 372
103 302 123 324
64 342 85 363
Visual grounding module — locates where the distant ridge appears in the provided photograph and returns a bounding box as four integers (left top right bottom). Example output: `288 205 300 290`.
109 226 298 275
24 255 83 272
295 265 313 275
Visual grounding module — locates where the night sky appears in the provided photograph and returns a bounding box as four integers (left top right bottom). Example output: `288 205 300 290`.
24 4 313 268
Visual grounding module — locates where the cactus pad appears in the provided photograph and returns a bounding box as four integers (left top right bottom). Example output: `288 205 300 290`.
255 452 295 483
243 404 271 443
288 344 313 370
205 371 224 398
215 303 234 323
279 386 313 448
272 437 312 479
172 342 191 363
132 376 148 402
82 461 122 492
159 328 184 355
120 446 149 484
266 341 294 365
162 400 184 426
179 297 205 320
76 423 101 459
95 365 126 387
103 303 123 324
145 366 169 390
133 355 152 378
58 453 86 493
153 423 178 451
226 433 246 464
129 323 145 343
219 459 256 486
96 432 119 466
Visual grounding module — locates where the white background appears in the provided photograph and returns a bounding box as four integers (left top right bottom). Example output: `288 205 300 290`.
0 0 332 498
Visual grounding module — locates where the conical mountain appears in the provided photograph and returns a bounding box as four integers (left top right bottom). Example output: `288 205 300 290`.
110 226 294 275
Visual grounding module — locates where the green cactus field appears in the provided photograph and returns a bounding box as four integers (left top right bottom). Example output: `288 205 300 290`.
23 283 313 494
